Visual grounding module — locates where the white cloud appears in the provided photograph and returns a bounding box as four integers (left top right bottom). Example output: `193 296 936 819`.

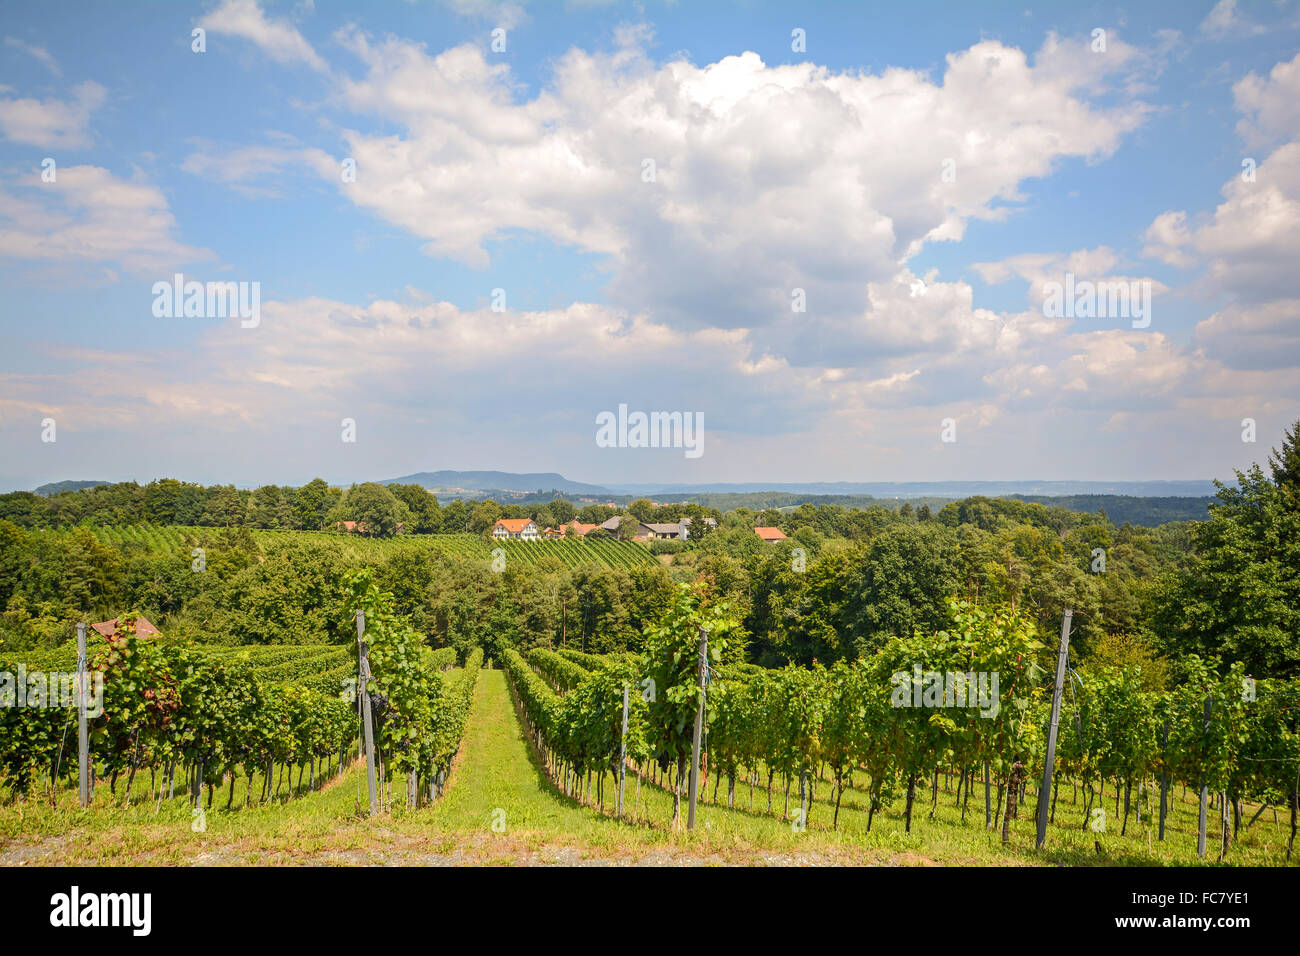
1143 142 1300 303
0 80 104 148
440 0 528 30
0 165 212 274
180 140 333 197
294 30 1154 334
974 246 1169 315
1195 299 1300 371
198 0 327 72
4 37 61 77
1199 0 1268 39
1234 51 1300 145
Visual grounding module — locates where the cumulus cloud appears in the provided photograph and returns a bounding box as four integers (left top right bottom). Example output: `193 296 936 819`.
1143 142 1300 303
258 27 1154 331
0 80 104 147
1234 51 1300 146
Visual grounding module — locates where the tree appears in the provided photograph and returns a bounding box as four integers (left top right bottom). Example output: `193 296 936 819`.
344 483 409 537
628 498 655 522
246 485 285 529
468 500 502 536
203 486 245 528
612 514 640 541
846 524 959 653
1269 418 1300 499
1152 461 1300 676
294 478 333 531
387 483 441 533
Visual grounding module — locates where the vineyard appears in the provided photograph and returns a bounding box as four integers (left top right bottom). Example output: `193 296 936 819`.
3 577 1298 867
502 592 1300 862
0 583 480 816
82 525 657 569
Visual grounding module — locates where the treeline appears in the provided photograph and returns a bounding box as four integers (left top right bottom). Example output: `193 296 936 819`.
1 478 1214 539
1007 494 1213 526
0 478 720 540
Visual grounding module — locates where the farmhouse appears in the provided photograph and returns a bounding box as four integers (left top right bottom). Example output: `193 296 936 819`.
643 522 685 540
492 518 540 540
754 526 787 542
561 520 599 537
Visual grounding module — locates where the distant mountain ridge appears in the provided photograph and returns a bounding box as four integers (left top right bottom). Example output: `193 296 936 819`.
379 470 617 497
33 480 111 496
607 479 1220 498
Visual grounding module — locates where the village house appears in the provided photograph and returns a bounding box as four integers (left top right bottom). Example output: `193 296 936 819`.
643 522 684 540
754 526 788 543
492 517 540 541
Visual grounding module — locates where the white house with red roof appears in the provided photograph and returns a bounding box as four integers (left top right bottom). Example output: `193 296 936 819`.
491 517 540 540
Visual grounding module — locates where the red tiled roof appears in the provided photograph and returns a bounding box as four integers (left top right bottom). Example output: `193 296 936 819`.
494 518 535 532
90 616 160 639
753 526 787 541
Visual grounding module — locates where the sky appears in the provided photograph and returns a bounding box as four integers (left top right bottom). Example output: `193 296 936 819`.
1 0 1298 491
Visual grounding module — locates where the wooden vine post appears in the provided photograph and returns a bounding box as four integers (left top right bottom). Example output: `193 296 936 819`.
77 621 89 808
357 609 379 817
687 626 708 830
1158 721 1169 841
1197 695 1212 858
617 684 629 817
1036 608 1072 850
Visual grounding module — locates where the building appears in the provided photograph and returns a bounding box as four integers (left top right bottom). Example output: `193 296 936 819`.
561 520 599 537
90 615 161 639
679 516 717 540
754 526 788 542
491 517 540 540
643 522 685 540
335 520 405 535
598 516 657 540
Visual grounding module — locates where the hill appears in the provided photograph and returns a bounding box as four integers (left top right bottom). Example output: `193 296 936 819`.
379 470 616 498
33 480 110 496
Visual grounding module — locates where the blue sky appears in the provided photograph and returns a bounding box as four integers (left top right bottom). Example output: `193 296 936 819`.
1 0 1298 491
